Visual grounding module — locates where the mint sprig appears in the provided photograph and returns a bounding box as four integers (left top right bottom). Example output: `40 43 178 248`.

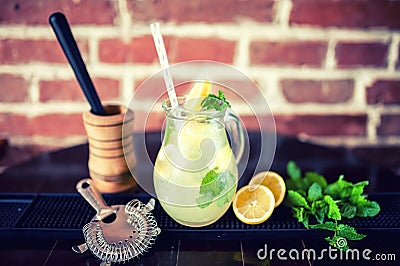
201 90 231 111
196 168 236 209
309 222 366 250
284 161 380 250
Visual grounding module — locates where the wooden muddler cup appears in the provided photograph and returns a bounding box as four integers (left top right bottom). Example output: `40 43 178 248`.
83 104 136 193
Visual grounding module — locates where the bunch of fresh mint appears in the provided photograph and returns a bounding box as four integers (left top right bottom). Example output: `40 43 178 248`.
284 161 380 250
201 90 231 111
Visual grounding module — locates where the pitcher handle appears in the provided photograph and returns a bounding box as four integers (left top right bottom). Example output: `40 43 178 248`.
224 110 245 164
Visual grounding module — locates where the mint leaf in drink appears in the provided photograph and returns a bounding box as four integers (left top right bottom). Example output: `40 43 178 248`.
199 168 222 196
197 168 222 209
201 90 231 111
197 168 236 208
196 192 214 209
216 170 236 207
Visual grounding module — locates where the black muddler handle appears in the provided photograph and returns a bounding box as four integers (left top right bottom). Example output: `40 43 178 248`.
49 12 105 116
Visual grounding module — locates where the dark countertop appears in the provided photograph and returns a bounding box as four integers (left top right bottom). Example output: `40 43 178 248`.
0 132 399 265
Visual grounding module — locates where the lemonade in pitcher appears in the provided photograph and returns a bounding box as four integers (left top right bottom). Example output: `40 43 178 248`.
153 82 244 227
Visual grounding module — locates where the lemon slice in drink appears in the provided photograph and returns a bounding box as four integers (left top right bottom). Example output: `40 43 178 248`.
233 185 275 224
249 171 286 207
178 80 212 159
184 80 211 111
178 120 208 160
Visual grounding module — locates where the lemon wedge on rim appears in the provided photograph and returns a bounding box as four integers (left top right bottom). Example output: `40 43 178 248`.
184 80 211 111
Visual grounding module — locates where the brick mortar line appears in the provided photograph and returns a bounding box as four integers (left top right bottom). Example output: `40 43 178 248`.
90 64 161 78
0 64 160 79
366 107 382 141
269 104 373 115
88 36 100 64
2 64 400 80
93 66 400 81
248 67 400 80
387 34 400 72
0 24 395 41
9 135 88 147
0 65 76 79
121 69 135 106
115 0 132 43
0 26 119 39
256 74 286 106
29 76 40 103
234 36 250 68
324 38 337 70
379 106 400 114
351 73 372 108
273 0 292 27
0 102 90 116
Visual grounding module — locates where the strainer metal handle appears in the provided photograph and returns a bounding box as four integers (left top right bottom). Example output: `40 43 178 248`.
76 178 114 220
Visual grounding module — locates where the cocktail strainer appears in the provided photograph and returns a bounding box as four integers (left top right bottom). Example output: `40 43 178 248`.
72 179 161 265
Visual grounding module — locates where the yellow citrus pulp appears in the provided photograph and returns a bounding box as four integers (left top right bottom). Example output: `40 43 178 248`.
178 80 214 159
233 171 287 224
184 80 211 111
249 171 286 207
232 185 275 225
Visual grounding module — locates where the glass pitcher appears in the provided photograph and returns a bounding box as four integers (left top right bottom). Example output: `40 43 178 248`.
153 96 244 227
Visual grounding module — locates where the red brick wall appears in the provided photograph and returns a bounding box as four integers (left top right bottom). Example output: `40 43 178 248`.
1 0 400 149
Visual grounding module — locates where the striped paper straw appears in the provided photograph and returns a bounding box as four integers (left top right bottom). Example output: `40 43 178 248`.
150 23 178 109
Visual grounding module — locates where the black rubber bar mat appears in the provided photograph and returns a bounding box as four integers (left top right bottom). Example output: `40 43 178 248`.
0 193 399 240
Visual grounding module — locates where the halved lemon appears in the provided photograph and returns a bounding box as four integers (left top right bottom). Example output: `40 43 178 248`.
249 171 286 207
232 185 275 225
184 80 211 111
